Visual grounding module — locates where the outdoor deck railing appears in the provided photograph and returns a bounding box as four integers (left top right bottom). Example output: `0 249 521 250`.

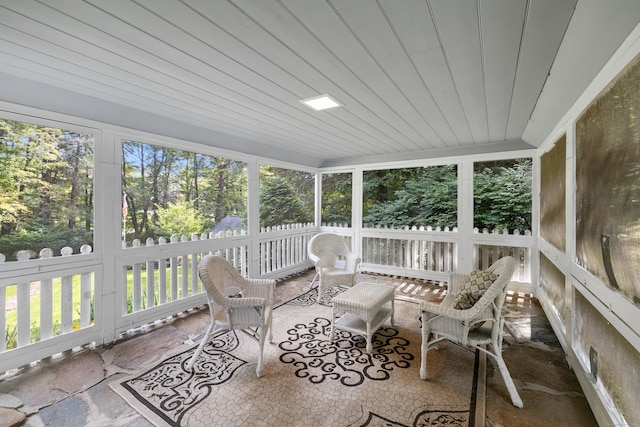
473 228 532 283
258 224 315 276
0 223 532 373
357 226 458 281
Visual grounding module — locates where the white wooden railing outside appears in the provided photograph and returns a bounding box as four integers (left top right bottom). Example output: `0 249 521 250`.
258 223 315 277
0 223 532 373
0 246 99 373
472 227 532 287
358 225 458 282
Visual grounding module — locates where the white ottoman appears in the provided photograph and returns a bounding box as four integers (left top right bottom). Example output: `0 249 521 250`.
330 282 395 353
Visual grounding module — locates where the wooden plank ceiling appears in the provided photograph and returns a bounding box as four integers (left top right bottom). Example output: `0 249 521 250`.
0 0 636 167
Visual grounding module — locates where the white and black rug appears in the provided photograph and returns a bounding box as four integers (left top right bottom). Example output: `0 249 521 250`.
111 288 478 426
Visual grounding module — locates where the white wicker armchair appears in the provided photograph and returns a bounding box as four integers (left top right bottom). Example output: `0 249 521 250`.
186 255 275 377
419 256 523 408
307 232 361 303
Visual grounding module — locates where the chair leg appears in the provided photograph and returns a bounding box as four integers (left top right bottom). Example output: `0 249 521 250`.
267 308 274 344
495 355 523 408
256 321 267 378
186 320 216 371
309 273 319 289
317 281 325 303
485 346 523 408
420 319 430 380
330 304 337 343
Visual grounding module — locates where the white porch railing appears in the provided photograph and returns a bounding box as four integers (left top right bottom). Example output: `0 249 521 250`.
327 224 532 285
359 225 458 282
0 223 532 373
473 227 532 286
0 246 99 373
258 223 315 277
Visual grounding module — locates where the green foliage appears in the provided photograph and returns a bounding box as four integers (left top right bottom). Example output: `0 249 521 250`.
122 140 247 241
156 201 206 237
363 165 458 228
260 166 314 228
2 116 533 259
199 158 247 222
0 118 94 254
362 161 531 231
321 173 352 224
0 227 91 261
5 325 17 350
474 159 532 231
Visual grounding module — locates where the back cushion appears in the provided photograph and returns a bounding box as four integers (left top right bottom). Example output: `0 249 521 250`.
453 269 498 310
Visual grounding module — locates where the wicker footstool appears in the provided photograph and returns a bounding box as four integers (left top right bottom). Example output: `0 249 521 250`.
330 282 395 353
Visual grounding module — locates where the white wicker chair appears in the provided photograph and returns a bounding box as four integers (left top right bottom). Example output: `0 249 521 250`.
419 256 523 408
307 232 361 303
186 255 275 377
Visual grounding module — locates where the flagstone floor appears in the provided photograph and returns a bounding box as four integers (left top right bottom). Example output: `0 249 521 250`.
0 269 598 427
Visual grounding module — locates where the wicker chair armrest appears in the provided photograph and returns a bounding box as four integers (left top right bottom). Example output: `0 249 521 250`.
308 252 322 265
420 300 481 322
244 279 275 302
246 278 276 287
447 273 468 294
344 254 361 273
224 296 267 308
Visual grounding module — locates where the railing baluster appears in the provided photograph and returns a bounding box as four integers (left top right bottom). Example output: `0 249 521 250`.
191 234 199 295
0 288 5 351
170 235 179 301
121 265 128 317
181 235 189 297
39 249 54 340
132 240 142 312
146 239 155 309
61 274 73 333
158 237 167 304
16 251 31 347
201 232 208 261
60 247 74 334
17 281 30 347
80 245 93 328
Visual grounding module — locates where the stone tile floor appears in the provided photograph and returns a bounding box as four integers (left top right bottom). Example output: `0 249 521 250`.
0 270 597 427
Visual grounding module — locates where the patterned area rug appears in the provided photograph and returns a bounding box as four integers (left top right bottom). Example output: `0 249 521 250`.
111 288 477 426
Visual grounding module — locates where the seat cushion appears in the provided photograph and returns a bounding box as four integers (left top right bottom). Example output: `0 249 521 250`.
453 269 498 310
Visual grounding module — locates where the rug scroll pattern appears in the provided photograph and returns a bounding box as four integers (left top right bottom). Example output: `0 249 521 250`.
112 288 475 426
120 331 246 426
279 317 413 386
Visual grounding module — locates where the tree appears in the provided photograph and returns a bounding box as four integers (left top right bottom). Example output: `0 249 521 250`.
155 201 206 237
321 172 352 224
363 165 458 228
122 141 154 238
260 175 310 228
0 119 94 259
199 158 247 223
361 161 531 231
474 159 532 231
122 140 248 242
259 166 313 228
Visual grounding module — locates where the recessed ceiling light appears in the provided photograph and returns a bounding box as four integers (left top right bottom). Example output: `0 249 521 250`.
300 94 342 111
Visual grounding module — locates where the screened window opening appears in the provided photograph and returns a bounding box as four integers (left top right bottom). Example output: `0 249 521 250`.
473 159 532 234
363 165 458 229
0 118 94 261
259 165 314 229
121 140 247 245
321 172 352 226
